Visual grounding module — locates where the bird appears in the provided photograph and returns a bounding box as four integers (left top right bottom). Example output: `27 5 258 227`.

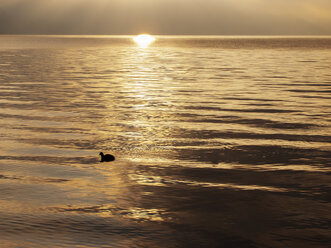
99 152 115 162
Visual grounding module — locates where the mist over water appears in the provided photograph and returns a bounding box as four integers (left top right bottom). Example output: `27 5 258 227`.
0 36 330 248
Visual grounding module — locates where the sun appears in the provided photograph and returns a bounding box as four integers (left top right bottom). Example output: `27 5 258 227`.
133 34 156 48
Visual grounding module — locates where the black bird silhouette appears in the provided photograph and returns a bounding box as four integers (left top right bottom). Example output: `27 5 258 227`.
99 152 115 162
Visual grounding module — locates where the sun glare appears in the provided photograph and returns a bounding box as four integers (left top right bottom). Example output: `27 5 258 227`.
133 34 156 48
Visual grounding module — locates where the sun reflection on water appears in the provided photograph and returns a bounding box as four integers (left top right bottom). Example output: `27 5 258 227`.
129 174 287 192
52 204 167 222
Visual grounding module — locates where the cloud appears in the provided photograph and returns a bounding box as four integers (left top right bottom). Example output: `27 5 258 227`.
0 0 330 35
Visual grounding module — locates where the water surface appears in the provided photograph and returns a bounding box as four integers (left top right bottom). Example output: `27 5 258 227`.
0 35 330 248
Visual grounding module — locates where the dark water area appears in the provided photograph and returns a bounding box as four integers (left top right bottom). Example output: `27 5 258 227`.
0 35 330 248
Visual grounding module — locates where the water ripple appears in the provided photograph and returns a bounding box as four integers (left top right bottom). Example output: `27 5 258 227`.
0 36 330 248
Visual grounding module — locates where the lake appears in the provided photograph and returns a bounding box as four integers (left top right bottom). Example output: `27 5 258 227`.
0 35 330 248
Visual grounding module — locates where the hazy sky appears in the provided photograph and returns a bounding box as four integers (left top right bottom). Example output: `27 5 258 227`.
1 0 331 35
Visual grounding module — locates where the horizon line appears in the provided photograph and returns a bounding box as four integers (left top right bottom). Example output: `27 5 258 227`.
1 34 331 38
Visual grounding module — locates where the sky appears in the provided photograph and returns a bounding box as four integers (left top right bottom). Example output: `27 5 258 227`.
0 0 331 35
